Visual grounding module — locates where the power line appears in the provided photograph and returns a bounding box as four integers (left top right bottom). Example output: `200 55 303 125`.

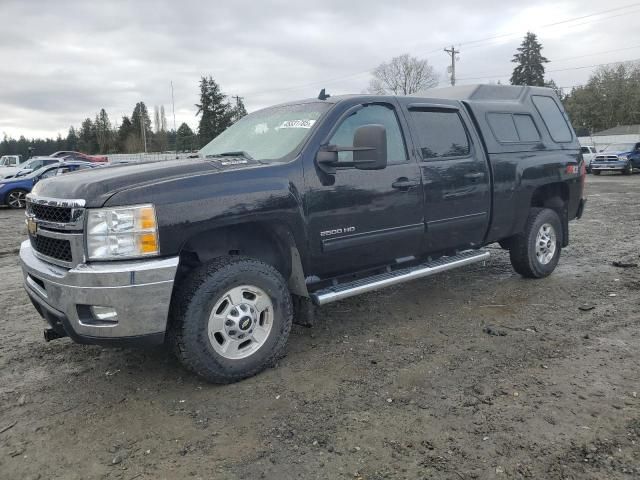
456 57 640 82
453 45 640 80
450 3 640 50
246 3 640 98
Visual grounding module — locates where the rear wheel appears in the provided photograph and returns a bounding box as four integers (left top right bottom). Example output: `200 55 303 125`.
169 256 292 383
6 189 27 209
508 208 562 279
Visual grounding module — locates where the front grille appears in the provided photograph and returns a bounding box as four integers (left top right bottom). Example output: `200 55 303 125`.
28 203 73 223
30 235 72 263
594 155 619 162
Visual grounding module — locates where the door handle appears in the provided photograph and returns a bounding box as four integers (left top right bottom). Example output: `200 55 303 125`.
464 172 485 180
392 178 419 190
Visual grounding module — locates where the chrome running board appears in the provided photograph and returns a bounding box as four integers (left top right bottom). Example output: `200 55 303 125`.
310 249 490 306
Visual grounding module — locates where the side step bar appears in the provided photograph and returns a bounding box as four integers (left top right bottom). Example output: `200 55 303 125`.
310 249 490 306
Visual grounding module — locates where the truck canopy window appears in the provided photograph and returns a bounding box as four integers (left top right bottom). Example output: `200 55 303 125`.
487 113 518 142
410 110 470 160
531 95 572 143
329 104 408 165
513 114 540 142
487 113 540 143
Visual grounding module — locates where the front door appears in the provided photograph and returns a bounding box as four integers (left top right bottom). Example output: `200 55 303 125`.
403 105 491 252
304 102 424 277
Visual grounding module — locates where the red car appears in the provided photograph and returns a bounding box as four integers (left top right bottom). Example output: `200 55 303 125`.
50 151 108 163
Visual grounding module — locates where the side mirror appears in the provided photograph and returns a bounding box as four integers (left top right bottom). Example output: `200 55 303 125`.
353 124 387 170
316 124 388 173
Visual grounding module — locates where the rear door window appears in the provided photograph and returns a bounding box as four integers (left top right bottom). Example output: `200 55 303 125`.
532 95 572 143
409 110 471 160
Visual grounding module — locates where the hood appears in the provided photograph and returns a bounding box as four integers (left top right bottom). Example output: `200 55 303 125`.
30 157 267 207
0 166 20 178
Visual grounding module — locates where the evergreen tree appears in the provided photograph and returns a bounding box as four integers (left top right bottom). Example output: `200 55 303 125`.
78 117 97 153
176 122 195 151
510 32 548 86
95 108 112 153
66 126 79 151
231 96 248 123
153 106 161 133
160 105 168 132
117 116 135 153
195 76 233 145
131 102 152 152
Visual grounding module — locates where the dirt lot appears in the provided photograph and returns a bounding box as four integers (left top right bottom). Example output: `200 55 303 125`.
1 174 639 480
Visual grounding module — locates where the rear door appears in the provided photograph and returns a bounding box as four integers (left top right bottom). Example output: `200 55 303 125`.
402 103 491 252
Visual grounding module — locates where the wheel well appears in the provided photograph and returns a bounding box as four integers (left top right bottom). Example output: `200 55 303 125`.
175 222 306 294
530 182 569 246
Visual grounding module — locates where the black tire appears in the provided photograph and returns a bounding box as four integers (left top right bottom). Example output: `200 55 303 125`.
592 170 601 175
623 163 633 175
6 189 28 209
169 256 293 383
508 208 562 279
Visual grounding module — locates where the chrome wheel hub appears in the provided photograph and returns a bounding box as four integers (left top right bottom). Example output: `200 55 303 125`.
8 191 26 208
207 285 273 360
535 223 556 265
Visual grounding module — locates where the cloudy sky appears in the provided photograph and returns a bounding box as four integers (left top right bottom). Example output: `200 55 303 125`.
1 0 639 139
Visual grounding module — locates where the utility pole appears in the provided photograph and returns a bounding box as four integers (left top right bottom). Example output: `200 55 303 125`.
232 95 243 107
444 45 460 86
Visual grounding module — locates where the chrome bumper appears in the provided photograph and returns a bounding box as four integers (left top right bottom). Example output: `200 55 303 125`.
20 240 178 343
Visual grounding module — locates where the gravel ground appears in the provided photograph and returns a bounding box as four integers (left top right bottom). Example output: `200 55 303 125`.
0 174 639 480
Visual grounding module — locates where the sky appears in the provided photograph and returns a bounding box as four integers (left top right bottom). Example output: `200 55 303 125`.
1 0 640 139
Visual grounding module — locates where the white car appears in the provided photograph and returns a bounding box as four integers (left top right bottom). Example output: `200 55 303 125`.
580 145 597 172
0 155 22 167
0 156 59 179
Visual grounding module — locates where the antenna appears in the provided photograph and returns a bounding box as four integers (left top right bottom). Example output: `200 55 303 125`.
318 88 330 100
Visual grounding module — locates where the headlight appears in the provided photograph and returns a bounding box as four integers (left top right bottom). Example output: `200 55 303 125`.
619 155 628 161
86 204 159 260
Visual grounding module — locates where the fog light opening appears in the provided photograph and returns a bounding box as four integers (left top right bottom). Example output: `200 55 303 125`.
91 306 118 322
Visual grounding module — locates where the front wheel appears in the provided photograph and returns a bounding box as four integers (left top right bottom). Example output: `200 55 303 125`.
508 208 562 279
623 163 634 175
169 256 293 383
6 189 27 209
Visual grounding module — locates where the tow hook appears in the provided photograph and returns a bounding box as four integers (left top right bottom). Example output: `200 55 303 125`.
43 328 66 342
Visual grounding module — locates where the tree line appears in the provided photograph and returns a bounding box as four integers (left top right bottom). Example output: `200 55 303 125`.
3 37 636 160
1 76 246 159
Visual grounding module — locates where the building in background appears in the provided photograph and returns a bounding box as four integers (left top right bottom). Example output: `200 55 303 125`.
578 125 640 152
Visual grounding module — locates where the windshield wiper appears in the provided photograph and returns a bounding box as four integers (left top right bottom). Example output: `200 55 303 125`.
205 151 254 160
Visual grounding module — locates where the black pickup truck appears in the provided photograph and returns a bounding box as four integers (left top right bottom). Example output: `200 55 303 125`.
20 84 586 383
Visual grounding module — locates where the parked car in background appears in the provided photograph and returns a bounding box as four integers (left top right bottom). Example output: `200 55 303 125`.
0 157 59 179
579 145 597 172
0 155 23 167
0 161 98 208
50 151 108 163
591 142 640 175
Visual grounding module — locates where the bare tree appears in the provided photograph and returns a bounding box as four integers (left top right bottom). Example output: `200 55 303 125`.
369 54 439 95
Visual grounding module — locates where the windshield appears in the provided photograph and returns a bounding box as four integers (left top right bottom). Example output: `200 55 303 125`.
603 143 635 152
199 102 332 162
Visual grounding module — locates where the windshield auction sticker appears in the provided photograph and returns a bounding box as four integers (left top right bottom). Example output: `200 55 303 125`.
277 119 316 129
